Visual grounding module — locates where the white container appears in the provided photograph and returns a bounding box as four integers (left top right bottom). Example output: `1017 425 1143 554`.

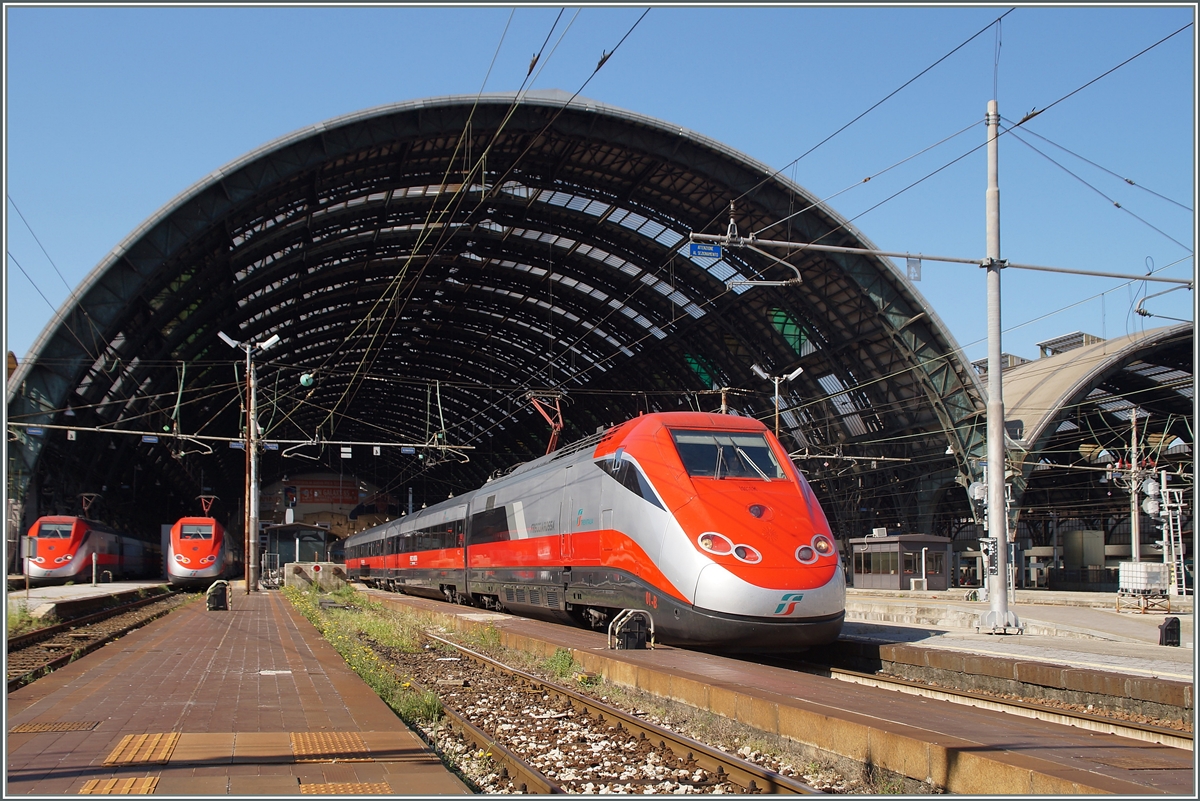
1118 561 1169 594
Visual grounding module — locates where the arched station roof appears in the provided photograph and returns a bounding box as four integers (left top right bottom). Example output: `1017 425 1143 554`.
999 323 1193 538
1004 324 1193 456
7 91 984 538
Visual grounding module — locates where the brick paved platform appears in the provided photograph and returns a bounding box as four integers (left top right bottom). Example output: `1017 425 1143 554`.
5 590 469 795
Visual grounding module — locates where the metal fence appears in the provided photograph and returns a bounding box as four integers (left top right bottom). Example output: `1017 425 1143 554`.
1047 567 1119 593
260 553 282 589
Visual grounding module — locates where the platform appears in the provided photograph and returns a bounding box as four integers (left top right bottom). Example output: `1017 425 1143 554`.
843 587 1194 682
5 587 469 796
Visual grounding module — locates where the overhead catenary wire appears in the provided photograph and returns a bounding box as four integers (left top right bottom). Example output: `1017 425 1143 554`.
302 6 531 428
21 231 1190 450
1002 123 1192 213
292 8 647 444
5 251 100 362
17 255 1188 468
6 197 108 361
306 8 594 436
1013 21 1194 127
7 195 80 296
1003 125 1193 254
754 117 982 239
729 9 1018 240
744 14 1193 283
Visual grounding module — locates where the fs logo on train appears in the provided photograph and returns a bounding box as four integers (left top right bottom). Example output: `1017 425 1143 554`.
774 593 804 615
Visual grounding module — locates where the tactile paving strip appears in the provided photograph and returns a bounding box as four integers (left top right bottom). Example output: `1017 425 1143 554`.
102 733 180 765
291 731 373 762
300 782 391 794
79 777 159 794
10 721 100 733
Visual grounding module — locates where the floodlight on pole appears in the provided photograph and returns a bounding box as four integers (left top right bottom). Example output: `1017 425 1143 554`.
218 329 282 594
750 364 803 439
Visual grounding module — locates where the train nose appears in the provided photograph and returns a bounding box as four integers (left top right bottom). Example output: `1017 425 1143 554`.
692 562 846 618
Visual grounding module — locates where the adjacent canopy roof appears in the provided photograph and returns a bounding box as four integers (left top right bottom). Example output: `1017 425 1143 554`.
1002 324 1193 533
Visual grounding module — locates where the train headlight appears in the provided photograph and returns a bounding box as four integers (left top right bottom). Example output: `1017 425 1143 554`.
796 546 817 564
62 553 73 561
201 555 215 564
812 535 835 556
54 555 69 564
31 557 44 564
733 545 762 564
174 554 189 565
697 532 733 555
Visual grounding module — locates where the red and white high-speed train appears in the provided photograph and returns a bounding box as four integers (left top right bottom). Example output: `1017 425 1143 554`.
23 516 162 583
167 517 237 589
344 412 845 651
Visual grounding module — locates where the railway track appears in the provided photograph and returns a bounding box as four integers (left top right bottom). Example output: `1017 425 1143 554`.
6 591 196 692
773 657 1193 751
373 632 822 794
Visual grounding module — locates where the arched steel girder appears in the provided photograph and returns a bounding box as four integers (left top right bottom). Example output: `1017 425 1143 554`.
8 91 985 540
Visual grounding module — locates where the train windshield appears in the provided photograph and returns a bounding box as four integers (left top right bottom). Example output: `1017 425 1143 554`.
669 430 786 480
36 522 73 538
180 524 213 539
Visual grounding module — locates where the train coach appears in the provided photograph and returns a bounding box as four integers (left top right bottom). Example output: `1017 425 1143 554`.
167 517 238 589
23 516 162 583
345 412 845 651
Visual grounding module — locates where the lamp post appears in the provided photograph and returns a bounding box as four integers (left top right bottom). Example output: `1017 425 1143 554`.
751 364 804 438
219 331 281 594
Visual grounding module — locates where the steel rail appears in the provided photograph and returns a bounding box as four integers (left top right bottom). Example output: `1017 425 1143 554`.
426 633 822 794
424 696 566 794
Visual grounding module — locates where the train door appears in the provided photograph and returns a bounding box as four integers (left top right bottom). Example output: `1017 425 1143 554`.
458 516 468 594
559 466 573 561
463 501 475 596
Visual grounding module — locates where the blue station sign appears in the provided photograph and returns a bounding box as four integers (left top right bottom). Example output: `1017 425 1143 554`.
689 242 723 259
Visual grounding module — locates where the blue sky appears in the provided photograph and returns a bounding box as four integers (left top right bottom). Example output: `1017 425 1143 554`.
4 4 1195 369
